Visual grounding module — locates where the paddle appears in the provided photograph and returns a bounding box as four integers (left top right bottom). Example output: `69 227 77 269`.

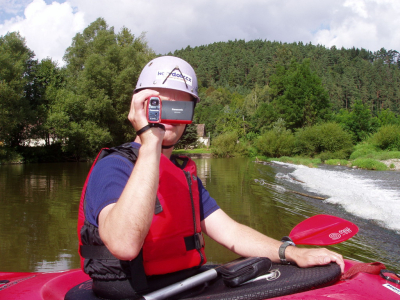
142 214 358 300
289 214 359 245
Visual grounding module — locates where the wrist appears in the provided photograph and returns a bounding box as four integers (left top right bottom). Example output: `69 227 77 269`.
138 142 162 158
279 237 296 265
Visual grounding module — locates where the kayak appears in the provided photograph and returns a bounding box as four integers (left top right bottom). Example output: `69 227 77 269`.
2 215 398 299
1 259 399 300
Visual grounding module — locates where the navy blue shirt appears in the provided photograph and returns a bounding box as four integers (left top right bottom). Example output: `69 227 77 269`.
85 142 219 227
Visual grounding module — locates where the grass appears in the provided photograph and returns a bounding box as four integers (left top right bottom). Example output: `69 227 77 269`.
370 151 400 160
351 158 389 171
325 159 350 167
257 151 398 171
264 155 394 171
350 143 400 160
266 156 322 168
172 148 211 155
173 144 400 172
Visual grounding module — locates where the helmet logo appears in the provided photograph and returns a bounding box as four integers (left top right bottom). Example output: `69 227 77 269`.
156 70 193 87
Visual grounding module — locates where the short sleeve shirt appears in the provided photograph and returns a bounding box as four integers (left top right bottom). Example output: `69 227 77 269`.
85 142 219 227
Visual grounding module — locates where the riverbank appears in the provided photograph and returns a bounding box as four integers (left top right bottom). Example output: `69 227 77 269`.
379 159 400 170
172 148 212 158
256 156 400 171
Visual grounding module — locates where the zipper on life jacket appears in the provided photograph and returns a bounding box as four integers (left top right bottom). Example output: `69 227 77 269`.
184 171 204 266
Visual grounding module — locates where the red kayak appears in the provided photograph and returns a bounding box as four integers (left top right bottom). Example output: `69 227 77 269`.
1 259 399 300
2 215 399 299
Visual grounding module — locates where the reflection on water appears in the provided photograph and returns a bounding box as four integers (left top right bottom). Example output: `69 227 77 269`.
0 162 91 272
0 158 399 274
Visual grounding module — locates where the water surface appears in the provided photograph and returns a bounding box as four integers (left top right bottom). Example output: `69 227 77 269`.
0 158 399 274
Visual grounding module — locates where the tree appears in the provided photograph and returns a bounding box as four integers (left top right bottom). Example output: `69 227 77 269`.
269 59 331 129
0 32 36 147
47 18 155 159
215 105 248 138
26 58 65 145
335 100 378 142
174 123 199 149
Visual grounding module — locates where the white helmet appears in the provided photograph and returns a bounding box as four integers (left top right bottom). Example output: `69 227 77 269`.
134 56 200 102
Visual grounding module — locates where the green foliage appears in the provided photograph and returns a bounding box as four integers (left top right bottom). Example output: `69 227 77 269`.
3 26 400 163
368 124 400 151
255 126 295 157
242 84 270 118
325 159 350 166
372 151 400 160
269 59 331 129
351 158 388 171
0 147 23 164
211 131 248 158
294 122 353 157
317 150 351 161
215 105 248 138
195 87 246 137
174 123 199 149
377 109 399 126
15 144 65 163
349 143 379 159
47 18 154 159
349 142 400 161
268 156 322 168
0 32 36 147
335 100 379 142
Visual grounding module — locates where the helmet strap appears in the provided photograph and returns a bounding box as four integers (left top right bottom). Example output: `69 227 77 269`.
162 144 175 149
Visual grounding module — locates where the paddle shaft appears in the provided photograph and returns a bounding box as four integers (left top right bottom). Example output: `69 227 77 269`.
142 269 218 300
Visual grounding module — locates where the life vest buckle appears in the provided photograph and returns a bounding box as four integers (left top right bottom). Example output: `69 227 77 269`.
184 233 205 251
194 233 205 249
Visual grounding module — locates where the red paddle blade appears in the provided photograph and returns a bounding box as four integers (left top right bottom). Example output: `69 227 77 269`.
289 214 359 245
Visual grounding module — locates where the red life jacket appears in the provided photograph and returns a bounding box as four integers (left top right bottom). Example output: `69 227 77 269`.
77 143 206 280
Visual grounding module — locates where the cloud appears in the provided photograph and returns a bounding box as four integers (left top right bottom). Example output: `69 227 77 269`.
0 0 32 16
314 0 400 51
1 0 400 67
67 0 340 53
0 0 84 65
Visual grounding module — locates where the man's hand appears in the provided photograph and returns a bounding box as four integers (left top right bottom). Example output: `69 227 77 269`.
202 209 345 273
128 89 165 145
283 245 345 272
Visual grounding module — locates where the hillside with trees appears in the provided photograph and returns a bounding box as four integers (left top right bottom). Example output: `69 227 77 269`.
1 18 399 163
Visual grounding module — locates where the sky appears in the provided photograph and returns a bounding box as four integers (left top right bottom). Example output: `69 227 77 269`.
1 0 400 67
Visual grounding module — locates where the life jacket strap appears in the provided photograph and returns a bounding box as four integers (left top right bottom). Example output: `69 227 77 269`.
129 249 148 292
80 245 116 260
80 245 148 291
184 233 205 251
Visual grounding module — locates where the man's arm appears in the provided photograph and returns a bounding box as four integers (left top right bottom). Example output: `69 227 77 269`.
201 209 345 272
97 89 163 261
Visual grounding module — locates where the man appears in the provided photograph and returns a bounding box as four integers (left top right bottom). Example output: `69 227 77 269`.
79 56 344 299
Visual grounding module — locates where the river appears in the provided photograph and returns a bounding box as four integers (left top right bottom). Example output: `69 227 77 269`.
0 158 399 274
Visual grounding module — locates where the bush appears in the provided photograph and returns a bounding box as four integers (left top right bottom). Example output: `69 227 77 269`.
317 149 352 161
295 122 353 156
255 129 295 157
16 143 65 163
349 143 379 160
211 132 248 158
368 124 400 151
351 158 388 171
0 147 23 164
373 151 400 160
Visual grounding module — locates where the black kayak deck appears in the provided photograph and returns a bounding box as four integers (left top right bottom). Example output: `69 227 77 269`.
65 262 341 300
